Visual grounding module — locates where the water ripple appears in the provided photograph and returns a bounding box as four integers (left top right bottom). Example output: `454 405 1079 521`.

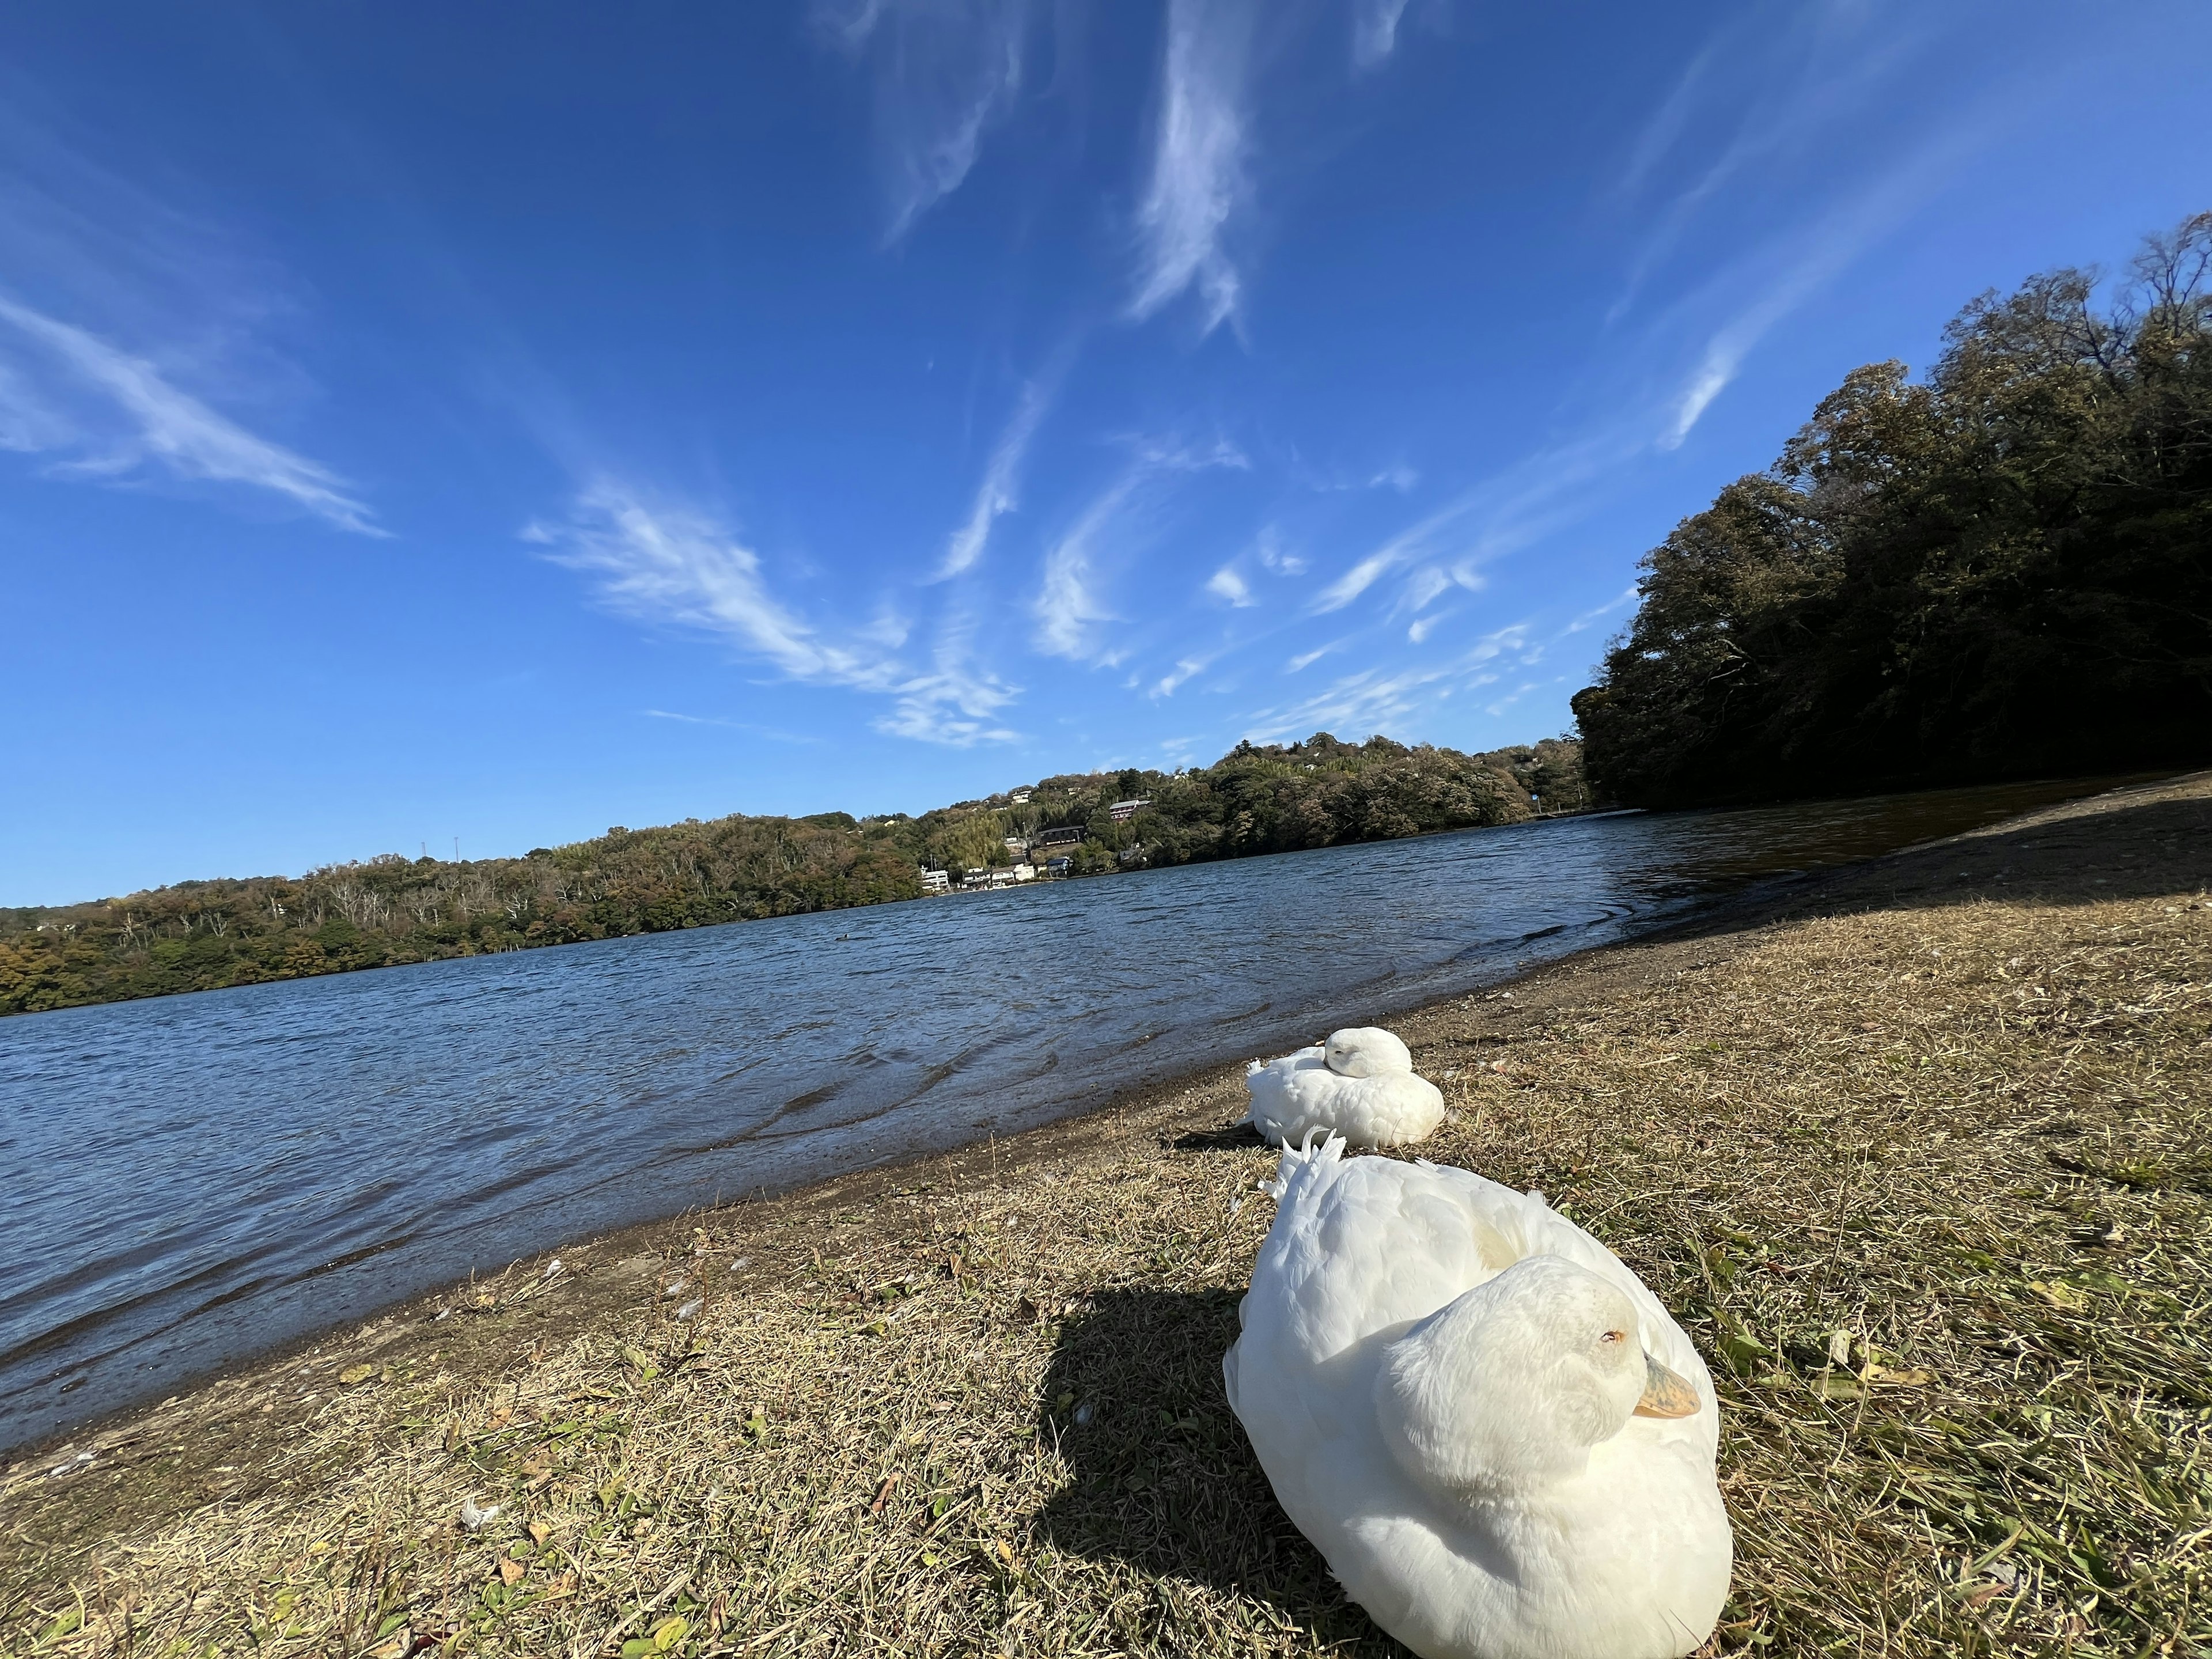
0 778 2105 1452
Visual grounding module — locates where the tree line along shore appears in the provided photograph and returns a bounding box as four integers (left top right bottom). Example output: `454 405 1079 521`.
0 736 1586 1017
1575 212 2212 807
6 772 2205 1657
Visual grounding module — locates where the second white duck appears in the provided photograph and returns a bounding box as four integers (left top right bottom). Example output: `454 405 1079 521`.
1244 1026 1445 1149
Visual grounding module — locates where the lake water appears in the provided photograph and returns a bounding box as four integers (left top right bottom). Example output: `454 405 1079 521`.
0 777 2119 1454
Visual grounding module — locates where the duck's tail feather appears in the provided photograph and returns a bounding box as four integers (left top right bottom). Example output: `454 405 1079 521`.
1262 1126 1346 1201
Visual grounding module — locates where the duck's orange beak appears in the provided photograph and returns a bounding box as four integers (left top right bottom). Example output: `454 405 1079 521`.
1633 1353 1700 1419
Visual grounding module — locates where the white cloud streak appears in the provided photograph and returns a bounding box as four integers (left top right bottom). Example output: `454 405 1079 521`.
644 710 819 744
0 293 377 532
875 657 1021 744
1659 119 1980 447
1128 0 1255 334
937 372 1054 578
1033 474 1141 659
1150 654 1211 697
818 0 1031 244
1033 438 1247 661
1206 564 1253 605
1246 623 1537 741
540 482 882 683
1351 0 1412 70
543 482 1022 747
1562 586 1639 635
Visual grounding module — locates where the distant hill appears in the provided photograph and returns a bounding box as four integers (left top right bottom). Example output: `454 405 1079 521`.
0 733 1586 1016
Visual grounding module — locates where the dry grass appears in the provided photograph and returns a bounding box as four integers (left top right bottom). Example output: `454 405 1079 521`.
3 777 2208 1658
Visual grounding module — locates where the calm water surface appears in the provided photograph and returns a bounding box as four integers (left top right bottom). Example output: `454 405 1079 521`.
0 777 2116 1452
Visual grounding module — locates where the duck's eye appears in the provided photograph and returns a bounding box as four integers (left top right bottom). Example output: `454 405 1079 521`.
1599 1330 1626 1344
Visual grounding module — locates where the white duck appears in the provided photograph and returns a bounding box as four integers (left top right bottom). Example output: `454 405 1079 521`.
1224 1135 1732 1659
1244 1027 1445 1150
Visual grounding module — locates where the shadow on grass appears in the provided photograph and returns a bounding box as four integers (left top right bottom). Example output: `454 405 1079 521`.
1700 789 2212 931
1168 1122 1265 1154
1033 1285 1403 1652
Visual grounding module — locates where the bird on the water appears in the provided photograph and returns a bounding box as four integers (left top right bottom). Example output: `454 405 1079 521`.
1243 1025 1445 1149
1224 1133 1732 1659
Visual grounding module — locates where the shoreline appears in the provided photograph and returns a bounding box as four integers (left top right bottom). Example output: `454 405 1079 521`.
13 776 2145 1465
0 777 2115 1472
1 772 2187 1463
6 771 2207 1654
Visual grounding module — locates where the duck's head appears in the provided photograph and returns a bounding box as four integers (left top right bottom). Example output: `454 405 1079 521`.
1375 1255 1700 1501
1323 1027 1414 1078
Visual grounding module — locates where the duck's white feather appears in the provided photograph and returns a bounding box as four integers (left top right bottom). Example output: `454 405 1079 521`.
1244 1029 1445 1149
1225 1137 1730 1659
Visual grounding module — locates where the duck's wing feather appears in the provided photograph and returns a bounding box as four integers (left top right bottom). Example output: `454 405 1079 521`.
1242 1049 1332 1139
1409 1157 1716 1441
1248 1142 1513 1363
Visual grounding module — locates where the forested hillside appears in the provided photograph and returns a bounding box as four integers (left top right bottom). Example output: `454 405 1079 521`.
0 734 1584 1015
1573 213 2212 808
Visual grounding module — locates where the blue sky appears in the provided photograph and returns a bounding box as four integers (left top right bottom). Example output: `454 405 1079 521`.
5 1 2207 904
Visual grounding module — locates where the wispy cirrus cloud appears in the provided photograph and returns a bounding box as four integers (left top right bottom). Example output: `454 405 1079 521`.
875 603 1021 744
816 0 1032 244
1205 564 1253 606
0 294 377 532
936 367 1058 578
543 482 1022 747
1351 0 1412 70
875 658 1021 744
643 709 820 744
1658 109 1989 447
1605 3 1937 326
1128 0 1256 335
1149 652 1218 698
1246 622 1537 741
534 482 888 684
1562 586 1639 635
1033 472 1142 660
1034 437 1247 661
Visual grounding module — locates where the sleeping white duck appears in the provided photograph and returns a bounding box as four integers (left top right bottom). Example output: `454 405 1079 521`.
1224 1134 1732 1659
1244 1027 1445 1149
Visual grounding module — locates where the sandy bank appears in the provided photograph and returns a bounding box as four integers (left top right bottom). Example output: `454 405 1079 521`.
5 772 2208 1656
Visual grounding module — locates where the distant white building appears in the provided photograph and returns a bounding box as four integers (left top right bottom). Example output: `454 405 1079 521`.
1108 797 1152 823
1009 787 1033 804
919 868 949 893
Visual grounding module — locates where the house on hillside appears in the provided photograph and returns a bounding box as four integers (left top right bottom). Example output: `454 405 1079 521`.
1108 797 1151 823
1009 787 1033 804
1035 825 1085 849
963 864 1035 890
